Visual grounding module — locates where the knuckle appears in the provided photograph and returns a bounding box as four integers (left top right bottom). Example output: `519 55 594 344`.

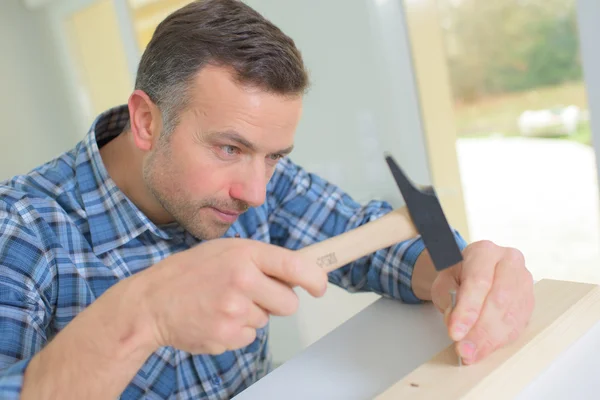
462 310 480 328
232 241 253 258
475 341 494 361
503 307 524 344
472 322 490 338
505 247 526 266
220 293 249 318
214 320 236 342
491 287 511 308
472 325 497 352
472 276 493 293
463 240 499 266
232 268 256 291
473 239 497 253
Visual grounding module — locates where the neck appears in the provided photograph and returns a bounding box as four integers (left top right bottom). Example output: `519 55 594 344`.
99 132 173 225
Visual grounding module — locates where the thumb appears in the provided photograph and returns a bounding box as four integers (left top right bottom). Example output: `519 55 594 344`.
445 286 460 329
431 269 460 313
431 271 461 336
444 285 461 334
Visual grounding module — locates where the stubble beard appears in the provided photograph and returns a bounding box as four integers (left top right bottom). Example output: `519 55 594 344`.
142 145 249 240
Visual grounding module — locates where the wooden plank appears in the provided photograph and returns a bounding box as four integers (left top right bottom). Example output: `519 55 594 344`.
375 279 600 399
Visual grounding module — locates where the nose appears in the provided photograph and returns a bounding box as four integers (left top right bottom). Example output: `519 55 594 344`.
229 160 268 208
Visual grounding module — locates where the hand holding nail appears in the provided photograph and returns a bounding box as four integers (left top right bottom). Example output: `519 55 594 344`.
432 241 535 365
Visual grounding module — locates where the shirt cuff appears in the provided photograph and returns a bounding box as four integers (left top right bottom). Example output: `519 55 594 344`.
399 229 469 304
0 358 32 399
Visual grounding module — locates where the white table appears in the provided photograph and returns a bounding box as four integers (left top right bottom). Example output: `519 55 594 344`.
233 297 600 399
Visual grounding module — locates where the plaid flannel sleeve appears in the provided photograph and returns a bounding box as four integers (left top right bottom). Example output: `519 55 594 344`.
0 203 52 398
267 158 468 303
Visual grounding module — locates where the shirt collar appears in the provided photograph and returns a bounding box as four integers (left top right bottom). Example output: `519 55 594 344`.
75 104 178 255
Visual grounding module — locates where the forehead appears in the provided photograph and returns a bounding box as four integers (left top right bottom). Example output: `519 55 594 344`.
188 65 303 131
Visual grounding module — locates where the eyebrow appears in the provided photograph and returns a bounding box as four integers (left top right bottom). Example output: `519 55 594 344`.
206 130 294 155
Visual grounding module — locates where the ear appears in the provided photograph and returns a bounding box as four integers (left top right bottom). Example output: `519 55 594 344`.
127 90 162 152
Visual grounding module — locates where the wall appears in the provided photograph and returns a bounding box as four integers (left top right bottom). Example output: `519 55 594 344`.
0 0 79 180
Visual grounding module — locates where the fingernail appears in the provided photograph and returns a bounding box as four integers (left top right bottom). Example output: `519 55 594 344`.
459 341 476 360
452 323 468 340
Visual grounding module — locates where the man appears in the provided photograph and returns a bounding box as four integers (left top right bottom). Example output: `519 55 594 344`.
0 0 534 399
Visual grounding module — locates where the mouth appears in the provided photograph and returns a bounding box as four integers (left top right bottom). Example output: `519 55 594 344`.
209 207 243 223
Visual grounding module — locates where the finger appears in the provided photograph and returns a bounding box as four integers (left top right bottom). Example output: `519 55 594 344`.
249 275 300 316
435 277 463 359
457 256 525 364
246 304 270 328
251 242 328 298
229 255 300 316
450 242 502 341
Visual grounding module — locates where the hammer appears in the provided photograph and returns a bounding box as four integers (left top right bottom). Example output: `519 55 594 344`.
297 154 463 273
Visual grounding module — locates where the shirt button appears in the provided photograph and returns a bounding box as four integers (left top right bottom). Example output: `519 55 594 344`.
211 375 222 386
234 233 240 238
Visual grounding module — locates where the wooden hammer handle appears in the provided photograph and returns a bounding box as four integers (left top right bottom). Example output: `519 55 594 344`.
297 207 419 273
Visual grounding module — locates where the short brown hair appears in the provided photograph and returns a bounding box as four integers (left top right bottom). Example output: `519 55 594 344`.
134 0 309 135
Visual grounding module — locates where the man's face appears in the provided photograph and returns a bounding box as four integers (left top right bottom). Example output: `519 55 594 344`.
143 65 302 239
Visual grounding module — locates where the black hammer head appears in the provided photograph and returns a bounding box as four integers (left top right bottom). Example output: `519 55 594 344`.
385 154 463 271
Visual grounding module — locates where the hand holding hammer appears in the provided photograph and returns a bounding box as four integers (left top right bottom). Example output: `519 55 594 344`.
297 154 463 274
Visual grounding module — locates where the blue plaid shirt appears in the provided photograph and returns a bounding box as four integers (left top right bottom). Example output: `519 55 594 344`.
0 105 465 399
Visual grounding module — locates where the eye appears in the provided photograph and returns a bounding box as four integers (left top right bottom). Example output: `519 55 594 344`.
268 154 283 162
220 145 240 156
